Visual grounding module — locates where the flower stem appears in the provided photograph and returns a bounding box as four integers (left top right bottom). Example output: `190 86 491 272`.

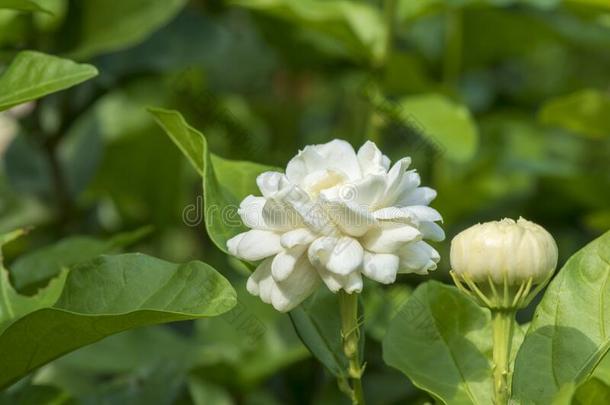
339 291 366 405
491 309 516 405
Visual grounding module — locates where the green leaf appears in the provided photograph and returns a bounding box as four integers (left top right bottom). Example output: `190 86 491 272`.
512 231 610 404
0 384 72 405
148 107 278 253
382 281 494 405
0 51 98 112
539 89 610 139
572 378 610 405
398 94 479 163
289 289 349 379
0 231 236 389
288 288 364 380
68 0 187 60
9 227 152 294
229 0 387 64
0 0 52 14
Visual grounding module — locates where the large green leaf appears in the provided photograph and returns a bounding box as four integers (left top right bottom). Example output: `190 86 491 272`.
9 227 151 293
289 289 350 379
0 230 236 389
539 89 610 139
289 288 365 381
148 107 278 253
512 231 610 404
382 281 495 405
0 51 98 112
0 0 51 13
397 94 479 163
229 0 387 64
68 0 187 60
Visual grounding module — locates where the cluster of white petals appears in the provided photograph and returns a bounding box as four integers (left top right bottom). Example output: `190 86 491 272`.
227 139 444 312
451 217 558 285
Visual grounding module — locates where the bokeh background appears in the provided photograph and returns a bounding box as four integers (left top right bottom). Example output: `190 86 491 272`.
1 0 609 403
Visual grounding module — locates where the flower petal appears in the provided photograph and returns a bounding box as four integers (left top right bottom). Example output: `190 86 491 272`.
271 256 320 312
228 230 282 261
280 228 317 249
397 241 440 274
397 186 437 206
256 171 286 198
246 258 274 303
362 224 421 253
238 195 267 229
315 139 361 180
420 221 445 242
357 140 390 175
316 267 363 293
325 237 364 275
271 244 307 282
362 252 399 284
402 206 443 223
322 199 377 237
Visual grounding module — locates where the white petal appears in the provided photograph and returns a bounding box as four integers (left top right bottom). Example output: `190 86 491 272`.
390 170 421 204
386 158 412 193
308 236 337 270
402 206 442 223
303 169 348 195
397 187 437 206
227 232 246 256
280 228 317 249
325 237 364 276
256 171 286 198
322 174 385 207
315 139 361 180
420 222 445 242
322 199 377 237
373 207 415 223
262 198 302 231
271 244 307 282
317 267 344 293
285 146 325 186
362 252 399 284
362 224 421 253
231 230 282 261
357 141 390 175
247 258 274 303
279 185 338 235
344 272 363 293
238 195 267 229
271 256 320 312
316 267 362 293
398 241 440 274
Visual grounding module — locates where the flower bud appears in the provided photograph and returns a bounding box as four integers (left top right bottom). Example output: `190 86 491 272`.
450 217 558 309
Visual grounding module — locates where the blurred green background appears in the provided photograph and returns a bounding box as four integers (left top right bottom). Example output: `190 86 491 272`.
1 0 609 403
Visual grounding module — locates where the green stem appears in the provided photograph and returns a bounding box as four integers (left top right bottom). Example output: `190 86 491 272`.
339 291 366 405
491 310 516 405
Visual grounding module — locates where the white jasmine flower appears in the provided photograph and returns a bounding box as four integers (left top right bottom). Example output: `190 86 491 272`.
450 217 558 285
227 139 444 312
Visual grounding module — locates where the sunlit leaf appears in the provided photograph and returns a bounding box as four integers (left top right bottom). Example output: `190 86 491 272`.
539 89 610 139
0 0 51 14
397 94 479 163
0 51 98 111
230 0 387 64
0 230 236 389
148 107 278 253
512 231 610 404
382 281 494 405
9 227 152 293
68 0 187 60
